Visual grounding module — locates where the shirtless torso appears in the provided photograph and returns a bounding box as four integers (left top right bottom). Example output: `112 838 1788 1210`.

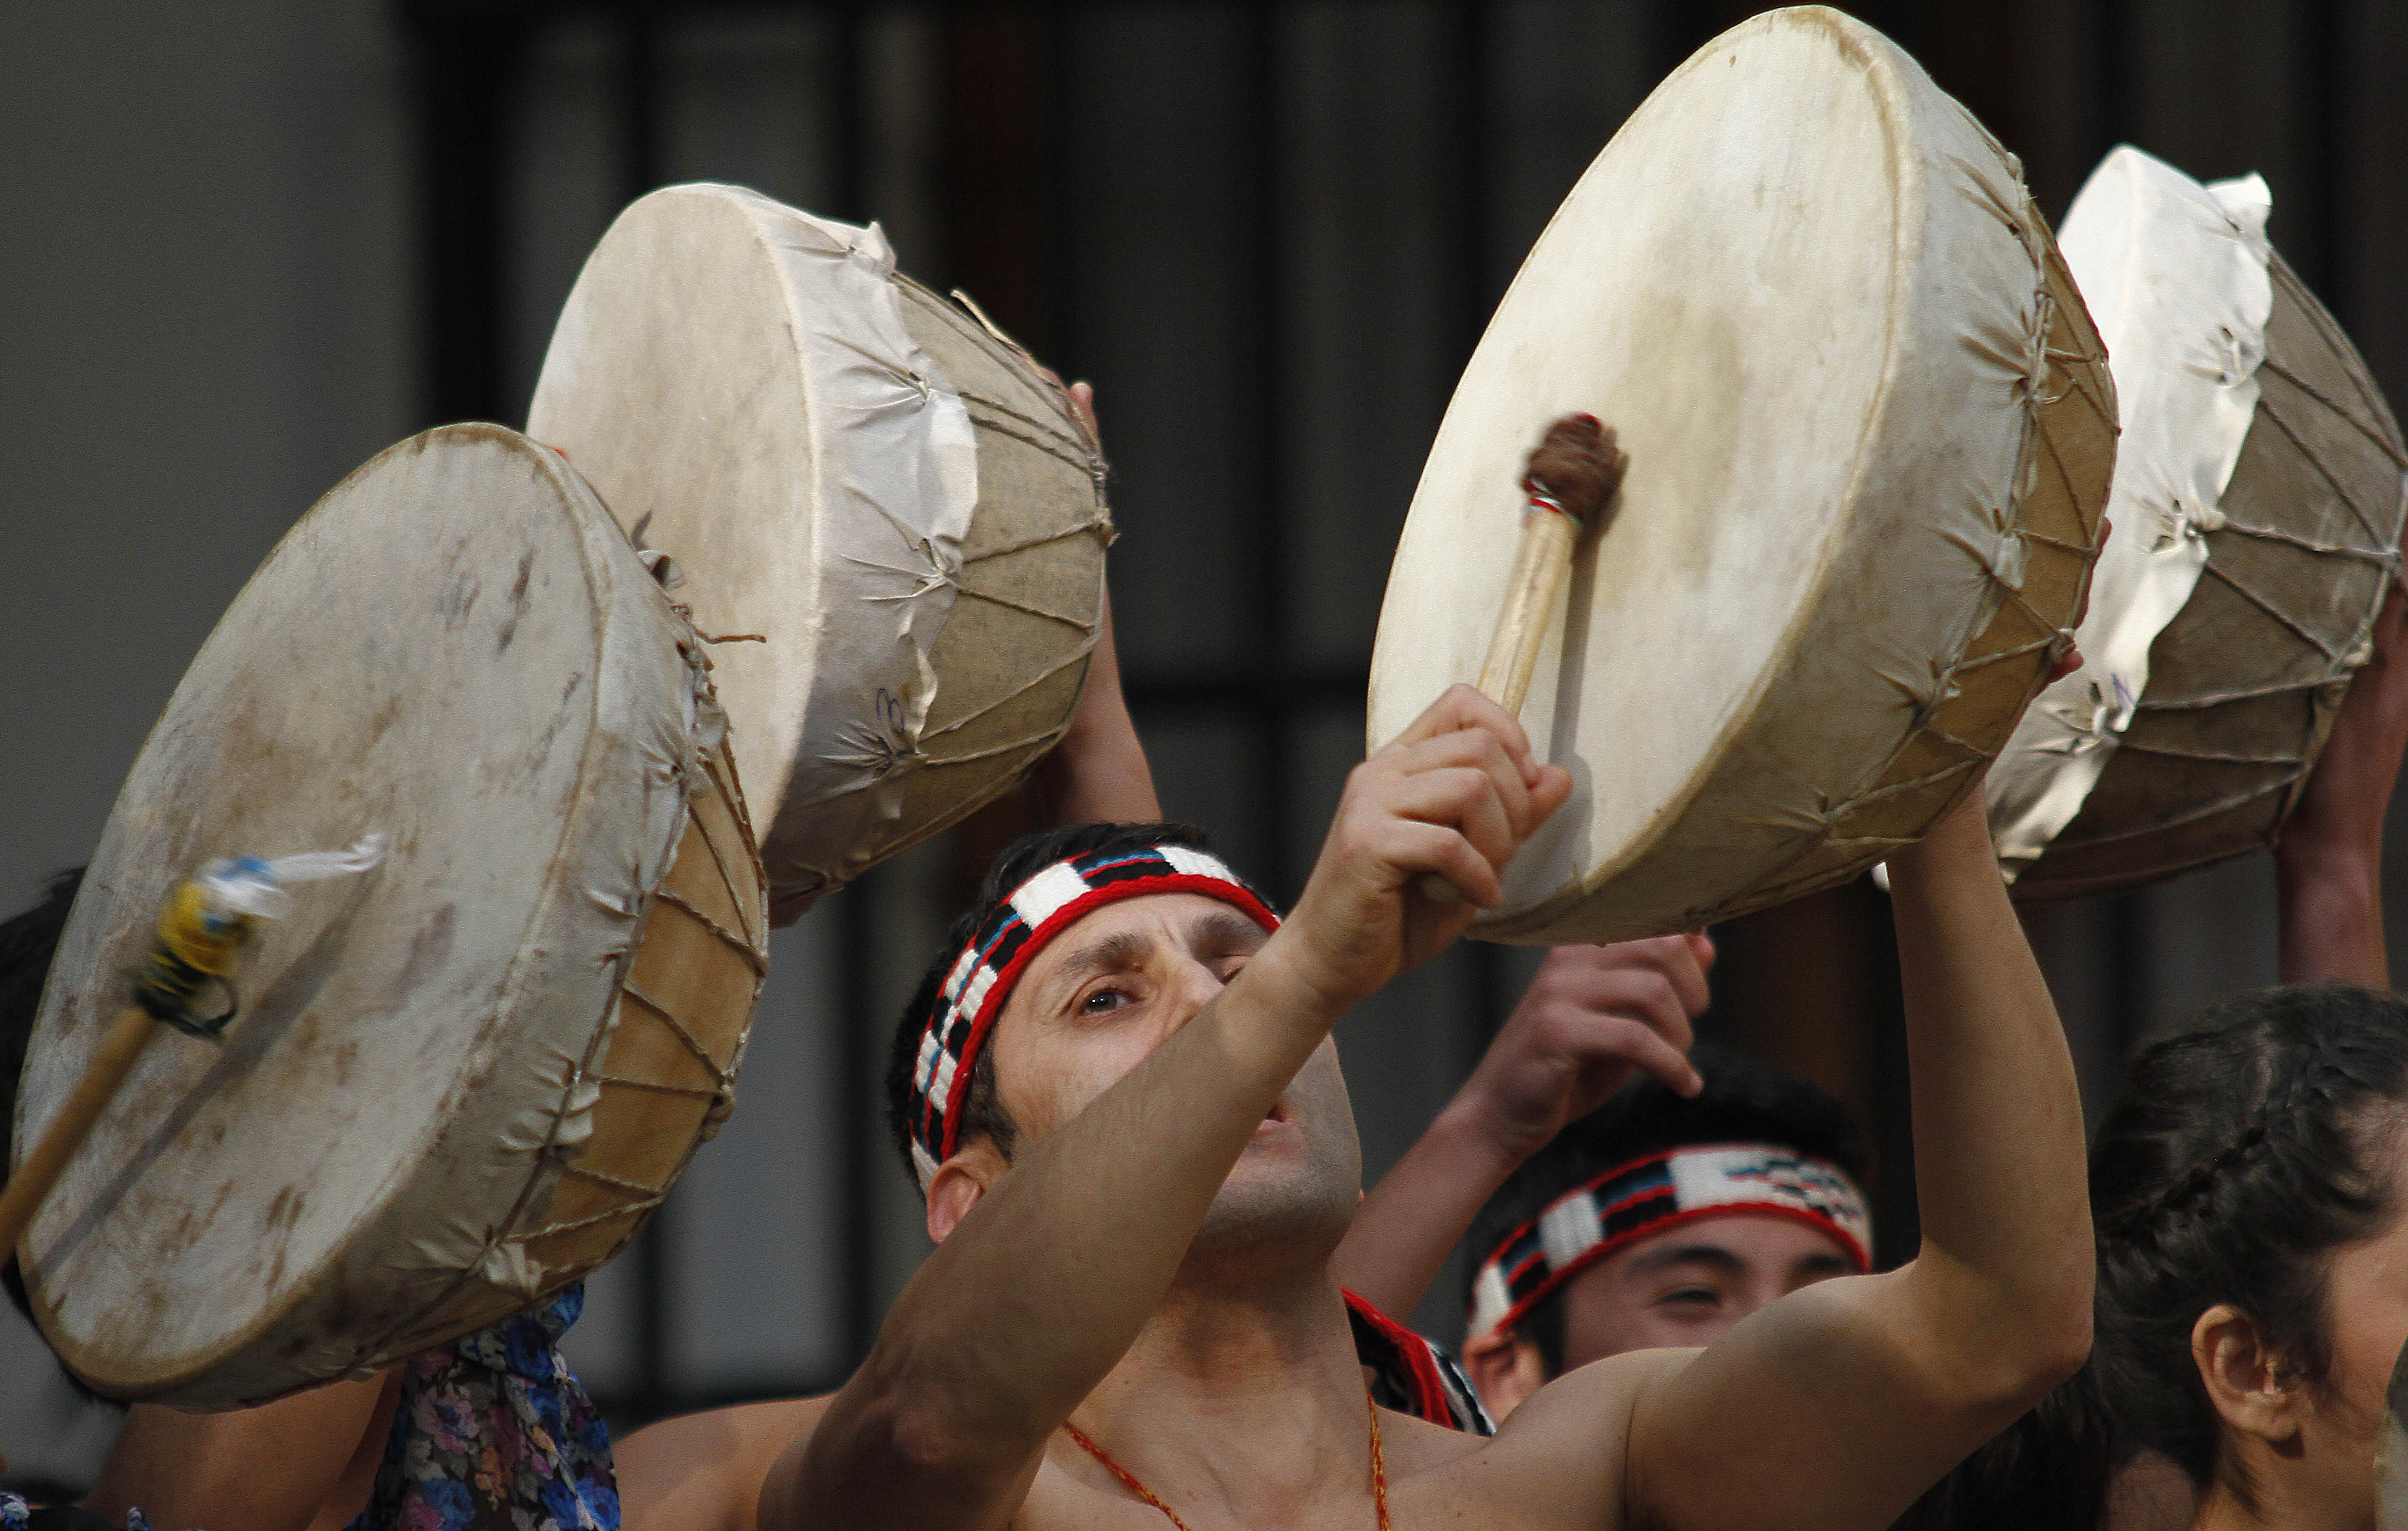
619 685 2094 1531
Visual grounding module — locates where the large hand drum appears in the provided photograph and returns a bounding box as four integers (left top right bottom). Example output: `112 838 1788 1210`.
530 185 1112 923
1369 7 2115 944
1988 148 2407 897
15 425 768 1406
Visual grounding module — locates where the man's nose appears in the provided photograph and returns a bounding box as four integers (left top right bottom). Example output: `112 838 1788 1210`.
1160 955 1230 1029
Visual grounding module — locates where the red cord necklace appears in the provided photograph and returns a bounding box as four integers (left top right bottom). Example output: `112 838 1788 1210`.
1062 1387 1391 1530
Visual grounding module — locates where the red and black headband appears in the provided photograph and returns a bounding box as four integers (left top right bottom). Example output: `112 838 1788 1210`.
904 842 1280 1184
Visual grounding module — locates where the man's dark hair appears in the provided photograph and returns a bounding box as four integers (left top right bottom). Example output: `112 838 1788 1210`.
882 821 1225 1188
0 866 120 1409
1461 1041 1872 1375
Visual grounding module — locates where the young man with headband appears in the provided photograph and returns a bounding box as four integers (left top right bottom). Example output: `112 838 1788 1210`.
1450 1048 1873 1419
663 674 2093 1531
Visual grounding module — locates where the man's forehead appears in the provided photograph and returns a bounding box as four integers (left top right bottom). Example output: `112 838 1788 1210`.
1035 891 1267 961
1614 1208 1857 1272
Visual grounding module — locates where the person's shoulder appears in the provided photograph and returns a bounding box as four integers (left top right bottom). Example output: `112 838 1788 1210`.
1382 1350 1695 1529
1517 1344 1696 1428
617 1394 835 1531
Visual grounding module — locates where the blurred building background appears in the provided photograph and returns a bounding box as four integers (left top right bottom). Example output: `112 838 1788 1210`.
4 0 2406 1492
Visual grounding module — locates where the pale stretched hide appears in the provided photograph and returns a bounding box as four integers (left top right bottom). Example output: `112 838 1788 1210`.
1370 6 2114 944
531 185 1110 923
18 425 767 1406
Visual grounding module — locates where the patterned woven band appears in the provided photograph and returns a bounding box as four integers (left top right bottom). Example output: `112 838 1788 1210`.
1468 1142 1873 1340
906 843 1281 1184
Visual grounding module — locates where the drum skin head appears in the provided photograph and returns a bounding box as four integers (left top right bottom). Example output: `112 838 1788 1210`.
530 184 1108 922
1369 6 2114 942
18 425 717 1406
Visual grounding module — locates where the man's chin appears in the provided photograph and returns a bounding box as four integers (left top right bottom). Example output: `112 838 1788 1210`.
1193 1151 1355 1261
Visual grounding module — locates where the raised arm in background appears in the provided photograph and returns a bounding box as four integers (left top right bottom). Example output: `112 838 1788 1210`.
80 1374 396 1531
1479 781 2093 1531
1031 381 1160 828
1330 936 1711 1321
2276 579 2408 988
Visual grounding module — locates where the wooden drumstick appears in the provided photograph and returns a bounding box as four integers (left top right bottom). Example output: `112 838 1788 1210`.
0 875 262 1268
1422 414 1627 904
0 1006 159 1261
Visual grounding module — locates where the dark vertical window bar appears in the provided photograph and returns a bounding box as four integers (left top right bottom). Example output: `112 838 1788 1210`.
2293 0 2344 315
405 2 525 429
618 3 665 205
1239 5 1295 900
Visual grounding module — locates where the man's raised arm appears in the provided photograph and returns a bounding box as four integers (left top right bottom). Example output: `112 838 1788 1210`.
1559 782 2092 1531
762 686 1569 1531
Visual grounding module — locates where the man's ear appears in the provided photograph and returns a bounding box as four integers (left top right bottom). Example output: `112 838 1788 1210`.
926 1138 1010 1244
1461 1326 1550 1424
2193 1303 2307 1446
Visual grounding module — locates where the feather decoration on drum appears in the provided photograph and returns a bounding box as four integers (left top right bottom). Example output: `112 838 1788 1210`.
1988 146 2407 898
530 186 1112 924
1369 6 2115 944
14 425 768 1406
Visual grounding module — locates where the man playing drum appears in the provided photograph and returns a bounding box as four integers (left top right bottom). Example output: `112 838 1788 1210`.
610 671 2091 1531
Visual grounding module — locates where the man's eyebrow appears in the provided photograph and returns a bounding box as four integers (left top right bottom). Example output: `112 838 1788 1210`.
1794 1252 1857 1278
1628 1243 1745 1278
1188 907 1269 954
1043 929 1157 1000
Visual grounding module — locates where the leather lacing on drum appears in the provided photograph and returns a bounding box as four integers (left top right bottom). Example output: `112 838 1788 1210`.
780 284 1117 910
2035 259 2407 860
1690 138 2119 927
546 745 768 1239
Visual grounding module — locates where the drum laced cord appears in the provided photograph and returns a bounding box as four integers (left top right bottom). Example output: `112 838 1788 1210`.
133 837 387 1038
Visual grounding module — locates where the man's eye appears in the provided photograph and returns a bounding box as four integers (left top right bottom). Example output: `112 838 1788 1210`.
1082 987 1131 1015
1659 1287 1721 1308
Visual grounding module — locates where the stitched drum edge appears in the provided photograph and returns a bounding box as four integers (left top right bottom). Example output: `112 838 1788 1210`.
1712 240 2117 920
1473 223 2115 945
2010 254 2408 901
767 278 1112 923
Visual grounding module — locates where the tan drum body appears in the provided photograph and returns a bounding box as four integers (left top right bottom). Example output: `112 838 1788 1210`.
16 424 767 1406
2015 255 2407 898
1368 8 2113 944
529 185 1108 925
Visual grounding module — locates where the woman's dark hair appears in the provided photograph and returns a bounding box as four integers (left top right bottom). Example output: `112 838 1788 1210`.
1898 982 2408 1530
0 867 121 1409
1462 1042 1873 1374
881 821 1225 1187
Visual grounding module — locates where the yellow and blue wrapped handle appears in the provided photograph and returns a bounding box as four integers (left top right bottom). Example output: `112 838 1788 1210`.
0 839 382 1265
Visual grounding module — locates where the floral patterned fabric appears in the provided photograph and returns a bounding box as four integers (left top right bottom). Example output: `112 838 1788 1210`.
344 1283 618 1531
0 1496 143 1530
1 1286 608 1531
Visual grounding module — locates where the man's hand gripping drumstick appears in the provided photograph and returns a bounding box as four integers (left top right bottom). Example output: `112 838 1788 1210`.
1422 413 1626 902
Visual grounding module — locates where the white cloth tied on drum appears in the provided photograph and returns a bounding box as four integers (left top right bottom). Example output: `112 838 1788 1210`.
1988 149 2274 872
1369 7 2111 943
530 186 989 913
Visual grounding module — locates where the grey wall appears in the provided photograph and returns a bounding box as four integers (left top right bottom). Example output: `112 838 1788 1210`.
0 0 416 1484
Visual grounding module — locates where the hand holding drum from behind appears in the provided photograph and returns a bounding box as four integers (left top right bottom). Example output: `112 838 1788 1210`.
1272 684 1572 1012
